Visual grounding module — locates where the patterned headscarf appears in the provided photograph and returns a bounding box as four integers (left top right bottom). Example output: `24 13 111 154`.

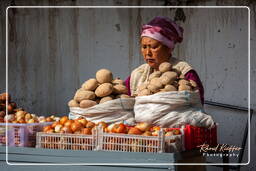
141 16 183 50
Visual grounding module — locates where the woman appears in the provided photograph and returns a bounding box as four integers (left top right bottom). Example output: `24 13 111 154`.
125 16 204 104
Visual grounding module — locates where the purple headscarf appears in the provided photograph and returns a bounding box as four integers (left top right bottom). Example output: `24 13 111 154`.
141 16 184 50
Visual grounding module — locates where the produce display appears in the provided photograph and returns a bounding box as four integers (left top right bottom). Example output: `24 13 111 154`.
0 92 59 123
0 67 216 153
43 116 181 137
68 69 130 109
136 62 198 96
0 92 60 147
38 117 183 153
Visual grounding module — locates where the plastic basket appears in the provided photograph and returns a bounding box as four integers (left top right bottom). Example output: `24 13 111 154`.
97 127 183 153
36 131 97 151
184 124 217 150
0 122 52 147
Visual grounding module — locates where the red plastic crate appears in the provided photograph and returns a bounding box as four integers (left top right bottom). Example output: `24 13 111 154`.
184 124 217 150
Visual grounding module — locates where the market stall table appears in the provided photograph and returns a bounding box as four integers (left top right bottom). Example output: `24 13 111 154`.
0 146 206 171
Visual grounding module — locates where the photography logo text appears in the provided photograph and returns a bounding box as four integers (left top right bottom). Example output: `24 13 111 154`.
197 143 242 158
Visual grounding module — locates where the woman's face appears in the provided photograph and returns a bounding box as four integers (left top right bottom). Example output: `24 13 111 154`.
141 37 171 70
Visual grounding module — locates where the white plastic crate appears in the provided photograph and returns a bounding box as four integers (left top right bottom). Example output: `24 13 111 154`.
97 132 164 153
96 126 184 153
36 131 97 151
0 122 52 147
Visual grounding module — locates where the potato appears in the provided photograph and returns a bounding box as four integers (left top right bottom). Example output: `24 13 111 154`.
137 83 148 92
178 79 190 86
74 90 96 102
96 69 113 83
157 89 168 93
138 89 151 96
172 81 179 88
112 78 124 85
113 84 128 94
150 78 163 89
82 78 98 91
162 71 178 80
159 62 172 73
79 100 97 108
147 84 161 93
148 71 162 81
68 99 80 107
164 85 177 91
160 75 175 85
178 84 192 91
116 94 130 99
99 96 113 104
95 83 113 97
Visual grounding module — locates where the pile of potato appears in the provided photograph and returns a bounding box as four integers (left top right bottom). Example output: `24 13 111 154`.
137 62 198 96
0 92 59 123
68 69 130 109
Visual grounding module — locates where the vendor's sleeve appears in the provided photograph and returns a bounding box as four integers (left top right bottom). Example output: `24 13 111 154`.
125 76 131 96
184 70 204 104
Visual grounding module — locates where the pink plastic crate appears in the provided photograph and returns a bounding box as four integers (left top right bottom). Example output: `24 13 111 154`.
0 122 52 147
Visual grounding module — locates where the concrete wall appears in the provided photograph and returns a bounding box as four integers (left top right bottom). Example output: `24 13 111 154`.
0 0 255 170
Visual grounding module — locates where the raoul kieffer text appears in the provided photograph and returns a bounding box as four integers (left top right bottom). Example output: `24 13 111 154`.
197 143 242 153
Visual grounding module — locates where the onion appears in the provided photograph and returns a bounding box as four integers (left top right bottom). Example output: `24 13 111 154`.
4 114 15 122
15 111 26 118
135 122 151 132
71 122 83 132
64 120 74 127
60 126 72 134
77 118 88 127
81 128 92 135
86 121 95 128
27 119 35 123
54 124 63 133
60 116 68 125
43 125 52 132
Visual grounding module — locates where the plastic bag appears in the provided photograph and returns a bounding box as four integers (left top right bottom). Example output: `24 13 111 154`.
69 98 135 125
134 91 214 128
